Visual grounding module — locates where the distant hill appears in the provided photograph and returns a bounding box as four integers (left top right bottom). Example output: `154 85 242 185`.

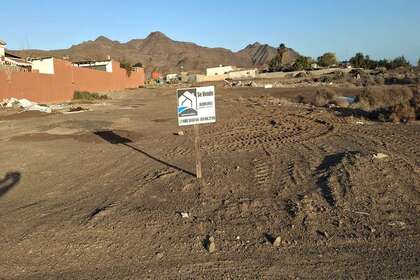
237 42 278 66
12 32 301 74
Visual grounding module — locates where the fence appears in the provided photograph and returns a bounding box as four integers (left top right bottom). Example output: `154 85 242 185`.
0 59 145 103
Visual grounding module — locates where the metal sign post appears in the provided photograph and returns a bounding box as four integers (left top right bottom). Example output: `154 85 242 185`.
177 86 216 179
194 124 202 179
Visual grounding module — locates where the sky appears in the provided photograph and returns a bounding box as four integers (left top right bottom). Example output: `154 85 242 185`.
2 0 420 63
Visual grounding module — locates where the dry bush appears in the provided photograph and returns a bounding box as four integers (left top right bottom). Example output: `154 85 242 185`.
377 103 417 123
373 75 385 85
355 86 419 122
296 88 338 107
356 86 413 111
313 88 337 107
411 87 420 119
331 97 350 108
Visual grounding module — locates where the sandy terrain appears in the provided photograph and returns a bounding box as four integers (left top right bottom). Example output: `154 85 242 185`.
0 86 419 279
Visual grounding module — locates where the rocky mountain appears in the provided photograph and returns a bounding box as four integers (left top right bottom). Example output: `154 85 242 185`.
237 42 278 66
12 32 301 74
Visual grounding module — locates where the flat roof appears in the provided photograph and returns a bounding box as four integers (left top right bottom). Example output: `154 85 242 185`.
28 56 53 61
73 60 111 65
5 52 22 59
4 57 32 66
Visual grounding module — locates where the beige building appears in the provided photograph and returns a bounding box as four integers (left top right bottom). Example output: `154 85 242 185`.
72 60 113 72
228 68 258 79
206 65 236 76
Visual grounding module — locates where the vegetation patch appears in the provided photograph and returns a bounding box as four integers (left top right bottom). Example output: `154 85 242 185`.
354 86 420 123
73 91 109 101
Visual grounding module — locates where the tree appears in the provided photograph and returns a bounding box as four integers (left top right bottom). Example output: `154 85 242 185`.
349 53 380 69
268 56 282 72
388 56 410 69
349 53 366 68
317 52 338 67
119 60 133 76
293 56 313 71
418 58 420 67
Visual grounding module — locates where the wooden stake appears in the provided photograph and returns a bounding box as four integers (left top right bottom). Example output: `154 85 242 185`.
194 124 202 179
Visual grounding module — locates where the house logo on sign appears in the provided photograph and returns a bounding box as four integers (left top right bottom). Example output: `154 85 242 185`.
178 88 198 117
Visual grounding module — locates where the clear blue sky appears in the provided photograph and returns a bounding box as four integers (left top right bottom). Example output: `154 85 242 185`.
3 0 420 63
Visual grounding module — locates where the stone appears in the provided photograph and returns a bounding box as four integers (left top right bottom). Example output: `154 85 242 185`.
373 152 388 160
205 236 216 253
180 212 189 218
273 236 282 247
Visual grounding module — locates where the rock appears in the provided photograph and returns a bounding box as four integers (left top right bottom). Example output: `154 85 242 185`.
155 252 164 259
372 153 389 160
273 236 282 247
204 236 216 253
179 212 189 218
174 131 184 136
316 230 329 239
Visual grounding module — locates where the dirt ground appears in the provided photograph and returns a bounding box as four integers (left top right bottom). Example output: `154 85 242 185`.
0 86 419 279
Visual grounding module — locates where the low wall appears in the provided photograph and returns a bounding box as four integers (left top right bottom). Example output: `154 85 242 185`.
257 68 352 79
0 59 145 103
195 74 228 83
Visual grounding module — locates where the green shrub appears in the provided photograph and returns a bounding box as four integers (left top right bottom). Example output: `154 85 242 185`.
317 52 338 67
349 53 411 70
73 91 109 100
293 56 314 71
120 60 133 77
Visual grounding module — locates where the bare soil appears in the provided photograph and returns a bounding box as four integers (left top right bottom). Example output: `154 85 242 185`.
0 87 419 279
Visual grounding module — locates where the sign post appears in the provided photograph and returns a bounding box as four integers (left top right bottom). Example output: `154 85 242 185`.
177 86 216 179
193 124 202 179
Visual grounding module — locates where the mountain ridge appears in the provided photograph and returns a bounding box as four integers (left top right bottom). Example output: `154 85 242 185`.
11 32 300 73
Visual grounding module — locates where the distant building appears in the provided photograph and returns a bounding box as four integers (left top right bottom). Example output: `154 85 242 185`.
0 40 32 70
166 73 179 82
72 60 113 72
0 39 6 57
30 57 55 74
206 65 236 76
151 71 161 80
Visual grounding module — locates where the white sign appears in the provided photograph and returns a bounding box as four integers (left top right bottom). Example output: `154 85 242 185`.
177 86 216 126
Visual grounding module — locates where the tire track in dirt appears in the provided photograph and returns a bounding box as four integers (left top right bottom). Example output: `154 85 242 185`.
198 112 334 154
253 158 273 187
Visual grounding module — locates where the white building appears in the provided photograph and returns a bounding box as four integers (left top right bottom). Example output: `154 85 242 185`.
72 60 113 72
0 40 32 70
166 73 179 82
30 57 55 74
0 39 6 57
206 65 236 76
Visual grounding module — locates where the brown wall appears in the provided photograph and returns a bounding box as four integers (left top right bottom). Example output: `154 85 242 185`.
0 59 145 103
